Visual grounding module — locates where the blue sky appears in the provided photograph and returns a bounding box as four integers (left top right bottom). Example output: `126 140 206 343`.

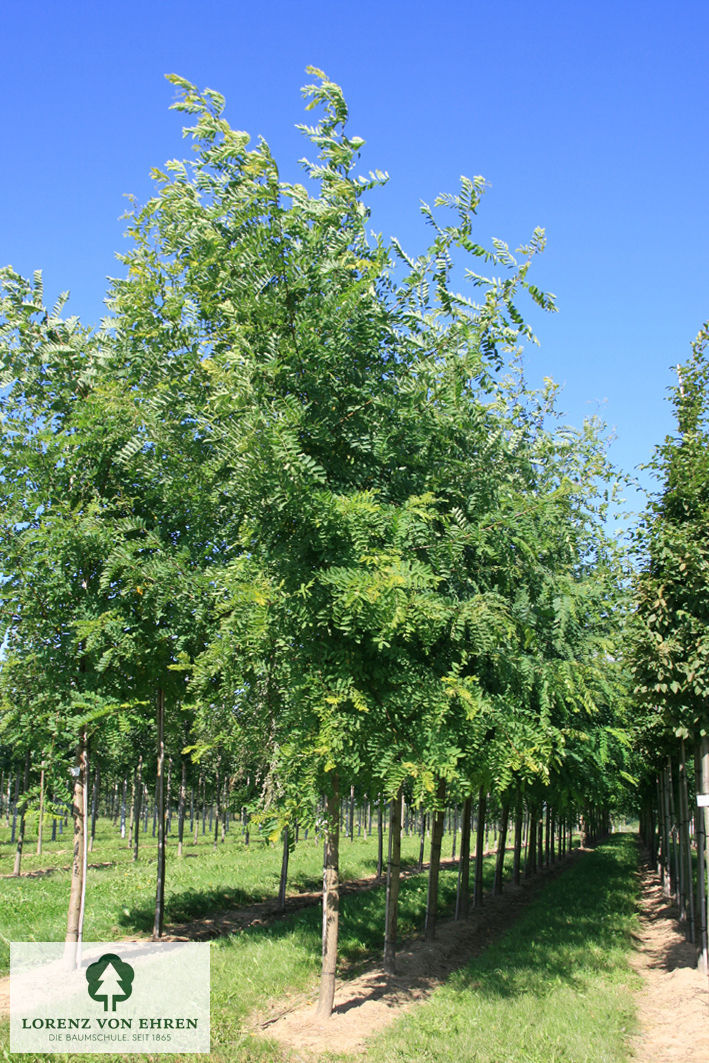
2 0 708 522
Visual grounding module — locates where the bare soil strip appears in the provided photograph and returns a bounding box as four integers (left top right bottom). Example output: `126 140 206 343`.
257 851 585 1059
161 854 475 941
1 860 115 880
630 861 709 1063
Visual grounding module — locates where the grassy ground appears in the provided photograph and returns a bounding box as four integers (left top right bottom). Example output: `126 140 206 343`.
0 815 492 974
357 834 641 1063
2 818 625 1063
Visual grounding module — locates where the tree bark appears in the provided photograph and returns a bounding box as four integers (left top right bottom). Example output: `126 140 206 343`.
679 739 695 941
65 728 88 946
696 744 709 972
133 755 143 862
455 795 472 919
383 787 403 972
177 754 187 857
12 749 30 876
700 735 709 973
512 800 523 885
36 761 45 856
493 801 510 895
88 761 100 853
376 794 384 878
474 787 487 906
153 687 166 940
278 825 290 912
424 779 447 940
316 778 340 1019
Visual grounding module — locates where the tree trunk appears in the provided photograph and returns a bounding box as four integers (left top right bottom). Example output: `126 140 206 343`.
700 735 709 973
525 809 537 877
667 757 680 903
65 728 88 947
316 777 340 1019
679 739 695 941
695 743 709 972
12 749 30 876
278 826 290 912
455 795 472 919
177 755 187 857
133 756 143 862
418 812 426 871
474 787 487 906
88 761 100 853
383 787 403 972
424 779 447 940
153 687 166 940
493 801 510 895
376 795 384 878
512 801 523 885
36 761 45 856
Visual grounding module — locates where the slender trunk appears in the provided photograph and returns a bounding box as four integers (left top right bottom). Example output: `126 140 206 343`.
525 810 537 877
120 778 127 839
493 802 510 895
424 779 447 940
376 795 384 878
696 744 709 972
700 735 709 974
13 749 30 876
133 756 143 862
537 807 545 868
512 801 523 885
474 787 487 906
177 756 187 857
153 687 166 940
10 772 19 842
383 787 403 971
278 826 290 912
316 777 340 1019
65 728 88 945
418 812 426 872
36 761 45 856
661 771 672 897
667 757 680 903
455 795 472 919
679 739 695 941
166 756 173 835
89 762 99 853
451 805 458 859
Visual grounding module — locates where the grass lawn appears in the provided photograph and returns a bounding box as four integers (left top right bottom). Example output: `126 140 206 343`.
359 834 640 1063
0 816 620 1063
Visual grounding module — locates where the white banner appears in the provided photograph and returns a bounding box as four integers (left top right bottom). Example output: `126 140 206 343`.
10 941 210 1053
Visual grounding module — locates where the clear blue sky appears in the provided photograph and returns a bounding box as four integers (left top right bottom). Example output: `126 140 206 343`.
3 0 708 521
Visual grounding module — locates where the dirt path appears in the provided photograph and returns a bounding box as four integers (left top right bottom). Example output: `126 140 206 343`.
630 862 709 1063
257 851 585 1058
161 854 469 941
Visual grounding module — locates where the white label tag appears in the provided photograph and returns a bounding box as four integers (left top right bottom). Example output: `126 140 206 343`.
697 794 709 807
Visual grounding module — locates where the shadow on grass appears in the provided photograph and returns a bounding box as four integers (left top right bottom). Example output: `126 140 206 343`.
447 835 639 1002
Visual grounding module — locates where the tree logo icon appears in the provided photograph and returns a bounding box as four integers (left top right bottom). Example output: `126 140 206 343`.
85 953 135 1011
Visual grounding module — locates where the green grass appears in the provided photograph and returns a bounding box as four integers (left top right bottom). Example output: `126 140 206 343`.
1 818 611 1063
0 815 482 974
357 835 641 1063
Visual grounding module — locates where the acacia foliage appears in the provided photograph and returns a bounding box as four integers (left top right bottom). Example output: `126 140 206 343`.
0 70 631 839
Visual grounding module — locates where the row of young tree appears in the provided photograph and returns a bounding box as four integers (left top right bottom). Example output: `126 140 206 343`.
631 325 709 973
1 71 632 1014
